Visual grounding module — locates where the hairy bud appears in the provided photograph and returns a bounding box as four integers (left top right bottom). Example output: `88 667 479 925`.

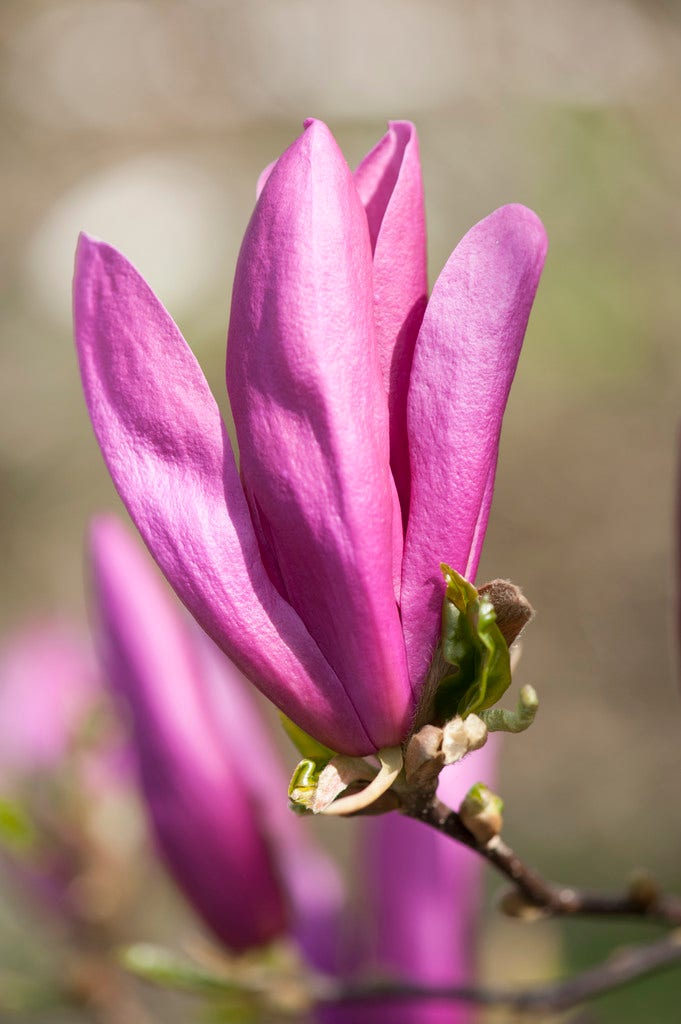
478 579 534 647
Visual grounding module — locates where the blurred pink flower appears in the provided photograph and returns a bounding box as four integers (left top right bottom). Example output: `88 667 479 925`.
0 622 97 776
74 119 546 756
0 619 133 929
90 515 342 955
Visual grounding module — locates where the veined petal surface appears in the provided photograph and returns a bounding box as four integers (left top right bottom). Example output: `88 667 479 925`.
401 205 547 687
355 121 428 518
89 516 287 951
74 235 371 754
227 120 412 749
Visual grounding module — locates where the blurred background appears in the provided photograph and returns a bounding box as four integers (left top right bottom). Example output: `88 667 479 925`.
2 0 681 1020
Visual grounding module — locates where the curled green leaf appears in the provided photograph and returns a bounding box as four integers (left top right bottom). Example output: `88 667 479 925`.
433 564 512 723
479 684 539 733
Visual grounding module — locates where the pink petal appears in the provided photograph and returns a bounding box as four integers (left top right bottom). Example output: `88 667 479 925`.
401 205 547 687
355 122 428 518
74 234 371 755
89 516 288 950
199 633 344 971
227 120 413 749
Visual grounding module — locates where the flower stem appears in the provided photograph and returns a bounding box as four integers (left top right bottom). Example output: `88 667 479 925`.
404 795 681 926
320 930 681 1014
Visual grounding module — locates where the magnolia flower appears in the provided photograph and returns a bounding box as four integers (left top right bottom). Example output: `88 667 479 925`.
74 119 546 756
89 515 342 956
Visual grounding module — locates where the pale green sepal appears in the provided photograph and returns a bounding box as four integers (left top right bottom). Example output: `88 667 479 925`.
120 943 238 994
434 564 512 722
279 714 336 763
479 684 539 733
0 798 35 853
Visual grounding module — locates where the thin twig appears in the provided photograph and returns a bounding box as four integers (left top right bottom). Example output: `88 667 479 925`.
321 930 681 1015
405 797 681 926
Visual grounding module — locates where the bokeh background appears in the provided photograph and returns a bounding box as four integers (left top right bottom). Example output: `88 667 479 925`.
2 1 681 1020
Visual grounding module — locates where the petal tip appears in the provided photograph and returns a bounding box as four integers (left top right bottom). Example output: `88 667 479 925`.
74 231 94 270
74 232 118 284
301 117 333 143
263 118 348 199
386 119 417 141
88 514 130 574
491 203 548 255
76 231 105 262
298 119 346 163
88 511 119 546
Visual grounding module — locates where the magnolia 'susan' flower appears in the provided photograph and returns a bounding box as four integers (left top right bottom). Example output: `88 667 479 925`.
74 120 547 756
90 515 342 955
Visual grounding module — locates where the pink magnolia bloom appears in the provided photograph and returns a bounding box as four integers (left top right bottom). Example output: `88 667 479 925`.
89 515 342 956
74 119 547 756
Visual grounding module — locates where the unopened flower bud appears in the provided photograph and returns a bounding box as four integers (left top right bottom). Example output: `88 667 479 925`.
459 782 503 844
478 579 534 648
441 714 487 765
